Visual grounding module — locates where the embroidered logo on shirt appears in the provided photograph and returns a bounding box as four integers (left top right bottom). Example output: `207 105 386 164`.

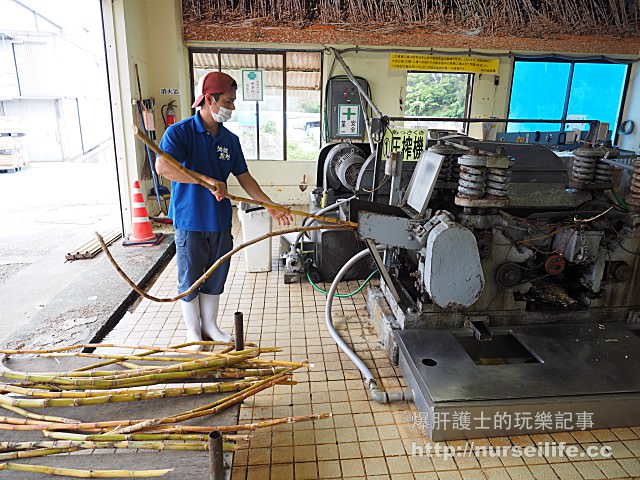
217 146 230 161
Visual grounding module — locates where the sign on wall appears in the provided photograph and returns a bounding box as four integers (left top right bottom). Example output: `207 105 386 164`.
390 54 499 74
338 104 361 136
381 128 428 162
242 69 263 101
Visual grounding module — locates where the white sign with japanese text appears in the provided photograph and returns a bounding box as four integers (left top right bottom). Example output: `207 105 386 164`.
242 70 263 102
338 105 360 136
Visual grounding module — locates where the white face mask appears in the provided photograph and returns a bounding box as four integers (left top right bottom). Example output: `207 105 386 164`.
211 98 233 123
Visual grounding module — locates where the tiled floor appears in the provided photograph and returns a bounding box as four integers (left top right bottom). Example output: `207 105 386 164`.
103 211 640 480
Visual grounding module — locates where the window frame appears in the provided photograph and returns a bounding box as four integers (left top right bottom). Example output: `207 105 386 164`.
506 57 631 143
188 47 324 161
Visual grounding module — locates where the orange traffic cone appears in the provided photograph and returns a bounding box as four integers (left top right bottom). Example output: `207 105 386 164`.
123 180 164 247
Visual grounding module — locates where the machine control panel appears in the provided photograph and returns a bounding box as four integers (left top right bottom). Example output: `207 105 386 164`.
327 77 369 140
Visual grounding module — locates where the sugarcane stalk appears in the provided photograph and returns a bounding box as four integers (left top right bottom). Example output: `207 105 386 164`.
0 380 261 408
1 360 257 390
43 431 249 442
0 440 240 452
0 462 172 477
0 379 259 400
131 413 333 433
98 224 354 303
133 125 357 228
112 369 293 434
0 446 81 461
0 403 79 424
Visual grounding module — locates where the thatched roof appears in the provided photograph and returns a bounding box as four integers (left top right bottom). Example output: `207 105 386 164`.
183 0 639 37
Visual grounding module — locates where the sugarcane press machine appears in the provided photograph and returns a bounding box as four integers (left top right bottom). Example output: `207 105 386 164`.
346 136 640 440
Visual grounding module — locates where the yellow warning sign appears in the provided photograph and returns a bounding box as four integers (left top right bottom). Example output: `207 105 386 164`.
390 54 499 74
381 128 428 162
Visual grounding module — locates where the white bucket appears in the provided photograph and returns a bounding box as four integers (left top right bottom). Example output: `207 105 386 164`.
238 204 272 273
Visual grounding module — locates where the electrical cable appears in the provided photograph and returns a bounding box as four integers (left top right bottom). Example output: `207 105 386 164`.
360 175 389 193
610 189 631 212
307 269 379 298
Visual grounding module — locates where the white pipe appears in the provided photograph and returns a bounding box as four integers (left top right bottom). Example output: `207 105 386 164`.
324 246 413 403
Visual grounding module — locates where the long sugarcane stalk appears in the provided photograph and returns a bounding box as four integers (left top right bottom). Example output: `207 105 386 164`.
0 380 261 408
0 403 79 424
0 379 259 400
133 125 357 228
113 368 293 434
0 439 241 452
70 342 271 373
97 224 354 303
0 412 332 433
43 431 249 442
0 353 257 389
0 446 81 460
0 462 172 477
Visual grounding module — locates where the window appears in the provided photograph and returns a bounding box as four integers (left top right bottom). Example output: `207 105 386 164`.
507 59 628 136
404 72 473 133
190 49 322 161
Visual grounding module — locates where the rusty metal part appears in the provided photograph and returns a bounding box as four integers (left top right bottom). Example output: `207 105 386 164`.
544 255 567 275
594 146 617 184
608 262 632 282
429 140 464 183
569 144 603 189
625 160 640 212
495 263 523 287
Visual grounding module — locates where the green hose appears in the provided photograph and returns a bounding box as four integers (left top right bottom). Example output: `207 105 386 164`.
306 269 379 298
611 189 630 212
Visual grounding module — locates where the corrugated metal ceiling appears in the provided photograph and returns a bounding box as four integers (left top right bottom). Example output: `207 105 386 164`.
192 51 321 90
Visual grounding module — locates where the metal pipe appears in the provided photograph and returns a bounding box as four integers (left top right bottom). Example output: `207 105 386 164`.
329 48 382 117
331 46 637 64
325 247 413 403
234 312 244 351
208 430 224 480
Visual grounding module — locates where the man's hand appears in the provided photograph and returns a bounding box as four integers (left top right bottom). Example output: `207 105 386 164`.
206 177 228 202
266 206 294 226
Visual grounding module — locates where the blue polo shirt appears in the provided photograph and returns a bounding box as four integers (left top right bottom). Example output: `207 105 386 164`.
159 113 248 232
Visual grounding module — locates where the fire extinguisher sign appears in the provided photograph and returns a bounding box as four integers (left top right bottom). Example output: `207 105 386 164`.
242 70 263 102
160 88 180 95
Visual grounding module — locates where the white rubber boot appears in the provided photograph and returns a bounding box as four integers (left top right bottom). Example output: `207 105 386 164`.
199 293 232 343
179 298 203 351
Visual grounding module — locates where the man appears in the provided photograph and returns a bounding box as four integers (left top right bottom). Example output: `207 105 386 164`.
156 71 292 350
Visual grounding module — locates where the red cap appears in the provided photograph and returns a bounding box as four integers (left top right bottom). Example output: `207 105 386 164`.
192 72 236 108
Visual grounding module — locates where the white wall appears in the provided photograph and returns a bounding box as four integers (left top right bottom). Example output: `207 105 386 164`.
619 62 640 153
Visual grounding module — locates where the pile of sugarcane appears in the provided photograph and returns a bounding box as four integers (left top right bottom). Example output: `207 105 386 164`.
0 342 328 478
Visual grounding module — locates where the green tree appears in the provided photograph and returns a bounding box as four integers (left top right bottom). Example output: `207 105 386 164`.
406 73 467 118
297 97 321 113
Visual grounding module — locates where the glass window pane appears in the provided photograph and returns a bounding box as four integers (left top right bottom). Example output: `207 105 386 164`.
286 52 321 161
219 54 258 159
405 72 470 132
256 54 283 160
507 61 570 132
565 63 627 135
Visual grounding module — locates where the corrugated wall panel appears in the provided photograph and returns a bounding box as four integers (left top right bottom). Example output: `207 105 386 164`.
13 39 61 97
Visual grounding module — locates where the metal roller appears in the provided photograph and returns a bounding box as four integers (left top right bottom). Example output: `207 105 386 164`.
456 149 486 199
429 140 464 184
594 144 617 184
569 144 602 189
625 159 640 212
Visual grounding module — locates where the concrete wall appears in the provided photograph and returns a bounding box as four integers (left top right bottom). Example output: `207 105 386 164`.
105 0 639 212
